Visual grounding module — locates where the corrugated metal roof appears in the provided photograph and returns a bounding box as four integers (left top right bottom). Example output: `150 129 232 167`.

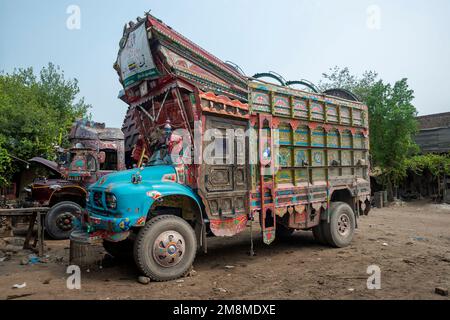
415 126 450 153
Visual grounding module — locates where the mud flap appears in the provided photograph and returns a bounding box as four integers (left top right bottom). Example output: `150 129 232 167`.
262 208 276 245
195 220 207 253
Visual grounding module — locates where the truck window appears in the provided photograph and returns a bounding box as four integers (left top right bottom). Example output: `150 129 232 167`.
100 149 118 171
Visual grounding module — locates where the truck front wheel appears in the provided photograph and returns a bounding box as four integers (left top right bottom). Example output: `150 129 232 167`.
134 215 197 282
322 202 356 248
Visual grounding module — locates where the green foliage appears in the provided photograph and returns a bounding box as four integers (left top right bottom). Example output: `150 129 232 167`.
320 67 419 190
319 66 379 102
0 136 12 186
0 63 90 186
405 154 450 178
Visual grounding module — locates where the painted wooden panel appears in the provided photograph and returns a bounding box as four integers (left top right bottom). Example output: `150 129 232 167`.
277 169 293 184
354 132 365 149
312 168 326 182
342 150 353 176
342 131 353 149
294 149 308 167
327 130 339 148
295 168 309 184
252 91 270 105
312 150 324 167
294 126 309 146
353 109 362 126
326 104 339 122
341 106 351 124
312 127 325 147
274 95 290 116
278 124 292 145
293 99 308 119
277 147 292 167
311 102 324 121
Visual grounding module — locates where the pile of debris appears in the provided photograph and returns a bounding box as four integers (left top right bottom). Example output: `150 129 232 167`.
0 236 26 261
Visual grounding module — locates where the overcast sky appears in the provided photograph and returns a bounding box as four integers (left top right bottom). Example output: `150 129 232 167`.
1 0 449 128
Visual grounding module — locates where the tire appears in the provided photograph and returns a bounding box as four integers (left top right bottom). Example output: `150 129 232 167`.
103 239 134 260
312 222 327 245
322 202 356 248
275 223 294 241
45 201 81 240
134 215 197 282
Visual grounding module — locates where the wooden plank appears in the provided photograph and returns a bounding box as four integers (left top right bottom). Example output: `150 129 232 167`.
0 207 50 216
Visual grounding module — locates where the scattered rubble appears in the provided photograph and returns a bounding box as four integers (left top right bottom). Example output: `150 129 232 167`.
187 269 197 277
12 283 27 289
391 199 406 207
137 276 151 285
434 287 448 296
4 237 25 247
4 245 22 253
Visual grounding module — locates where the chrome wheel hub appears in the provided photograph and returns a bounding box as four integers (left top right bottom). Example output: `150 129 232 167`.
152 230 185 267
337 213 351 236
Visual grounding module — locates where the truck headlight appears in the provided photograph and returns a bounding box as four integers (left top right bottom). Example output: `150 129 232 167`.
105 193 117 210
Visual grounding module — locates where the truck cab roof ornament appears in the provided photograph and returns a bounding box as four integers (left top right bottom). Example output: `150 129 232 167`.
285 79 320 93
252 72 286 86
322 88 361 102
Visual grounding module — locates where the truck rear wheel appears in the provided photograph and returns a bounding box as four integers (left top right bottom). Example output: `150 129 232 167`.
133 215 197 282
45 201 81 240
322 202 356 248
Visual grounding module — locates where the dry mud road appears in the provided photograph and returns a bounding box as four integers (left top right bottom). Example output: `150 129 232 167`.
1 200 449 300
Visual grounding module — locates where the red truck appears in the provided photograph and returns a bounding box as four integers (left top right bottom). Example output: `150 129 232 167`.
27 120 125 239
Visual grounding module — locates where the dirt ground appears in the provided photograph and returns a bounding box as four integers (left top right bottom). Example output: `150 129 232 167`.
1 200 449 300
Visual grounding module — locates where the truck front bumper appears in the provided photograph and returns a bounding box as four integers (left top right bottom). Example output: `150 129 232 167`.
70 209 141 243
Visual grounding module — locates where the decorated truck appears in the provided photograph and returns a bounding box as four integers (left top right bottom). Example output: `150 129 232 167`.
71 13 371 281
27 120 125 239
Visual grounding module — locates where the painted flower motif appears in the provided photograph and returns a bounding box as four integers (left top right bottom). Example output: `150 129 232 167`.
146 190 162 200
313 152 322 164
118 218 130 231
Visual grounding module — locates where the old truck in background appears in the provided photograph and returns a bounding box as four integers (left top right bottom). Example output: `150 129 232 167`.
71 13 371 281
27 120 125 239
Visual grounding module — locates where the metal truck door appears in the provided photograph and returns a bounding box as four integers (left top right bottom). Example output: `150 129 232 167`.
201 116 248 221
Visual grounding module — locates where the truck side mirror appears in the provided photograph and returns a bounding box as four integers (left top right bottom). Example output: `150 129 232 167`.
98 151 106 164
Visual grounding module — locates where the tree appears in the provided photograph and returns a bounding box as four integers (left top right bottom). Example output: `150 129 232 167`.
0 63 91 186
320 67 419 199
319 66 379 102
0 136 11 187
